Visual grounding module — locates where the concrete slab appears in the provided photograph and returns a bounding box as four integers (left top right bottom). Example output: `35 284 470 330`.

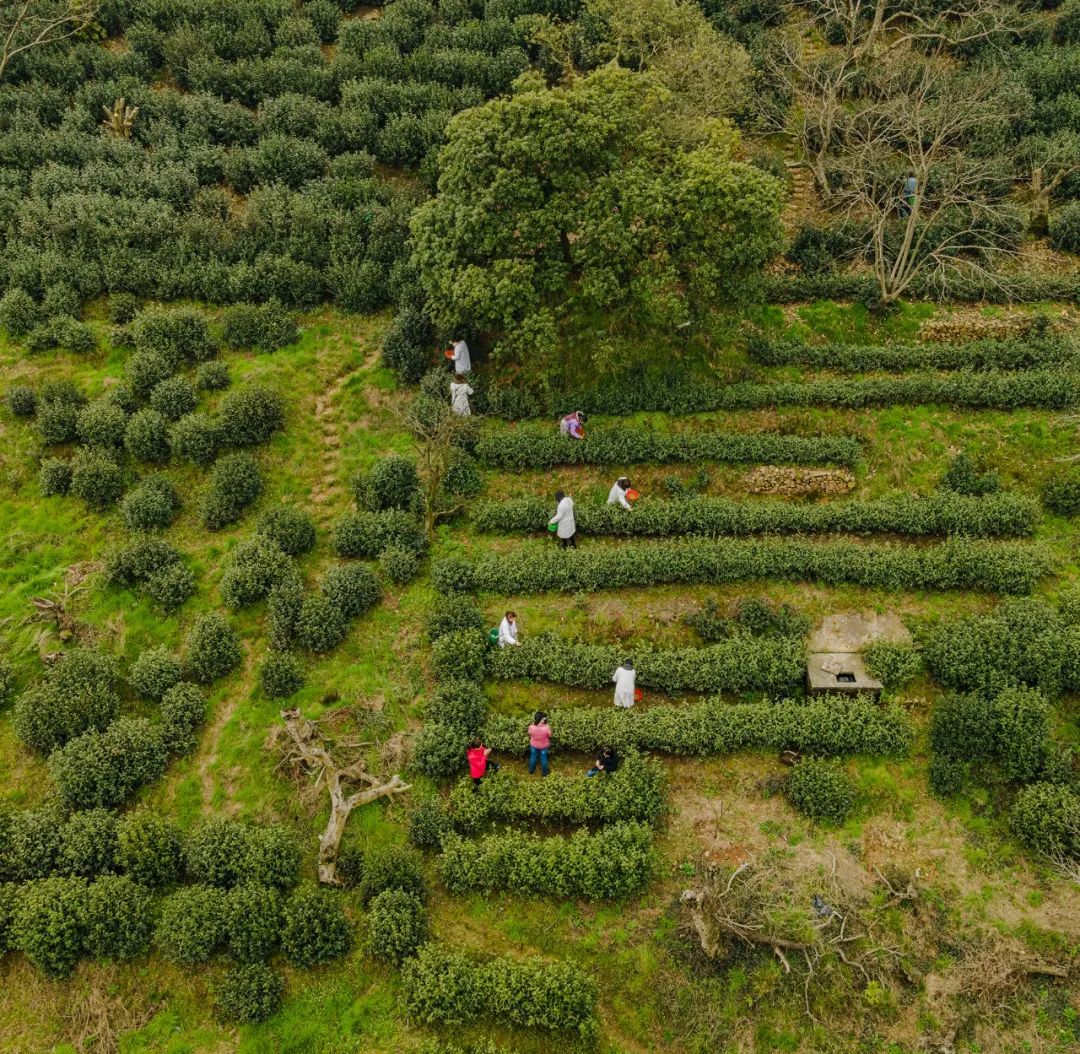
806 652 883 699
808 611 911 654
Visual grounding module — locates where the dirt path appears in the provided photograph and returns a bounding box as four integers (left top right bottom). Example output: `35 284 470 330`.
196 652 256 815
310 369 350 517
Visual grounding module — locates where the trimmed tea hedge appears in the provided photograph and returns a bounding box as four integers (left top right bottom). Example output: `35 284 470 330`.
747 335 1079 372
472 492 1038 540
446 756 667 833
402 943 597 1033
438 822 654 899
433 538 1051 597
476 696 912 759
486 633 805 695
473 425 862 471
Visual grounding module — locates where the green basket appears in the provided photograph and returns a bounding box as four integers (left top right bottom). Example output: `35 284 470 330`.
488 627 500 645
547 522 558 533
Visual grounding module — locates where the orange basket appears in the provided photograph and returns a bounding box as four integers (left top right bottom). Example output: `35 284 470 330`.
444 349 455 359
634 688 644 703
626 489 640 501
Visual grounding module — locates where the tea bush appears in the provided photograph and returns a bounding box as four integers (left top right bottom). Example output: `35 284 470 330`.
426 595 485 642
784 759 856 824
332 509 427 558
69 447 125 509
215 963 285 1024
0 808 62 882
221 301 297 351
475 696 912 759
124 407 172 463
366 888 428 964
358 845 426 906
379 544 422 584
13 877 88 977
438 822 654 899
259 651 304 699
155 885 227 965
36 398 80 444
115 811 183 888
487 633 805 695
170 412 223 466
39 457 72 495
280 883 352 967
76 400 128 449
83 875 154 961
409 798 455 850
130 307 217 366
928 755 968 798
195 361 231 391
402 943 597 1033
352 455 421 512
472 492 1038 539
57 809 118 879
447 756 667 833
1009 782 1080 858
434 538 1050 597
49 718 168 810
218 384 285 447
473 425 862 471
201 452 263 530
220 536 297 609
185 819 252 888
129 646 183 701
294 593 348 652
414 721 471 779
120 474 181 531
6 384 36 417
940 453 1002 497
160 681 208 755
320 563 381 618
184 612 242 683
257 505 316 556
0 287 39 335
862 641 923 688
225 883 283 962
1042 466 1080 516
424 678 487 734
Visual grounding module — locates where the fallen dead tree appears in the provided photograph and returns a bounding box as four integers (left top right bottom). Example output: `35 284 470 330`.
279 707 411 885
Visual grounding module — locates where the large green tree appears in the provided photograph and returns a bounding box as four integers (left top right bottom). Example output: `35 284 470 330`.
410 66 783 372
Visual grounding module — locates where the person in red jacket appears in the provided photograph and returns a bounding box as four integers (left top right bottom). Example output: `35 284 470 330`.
466 739 499 791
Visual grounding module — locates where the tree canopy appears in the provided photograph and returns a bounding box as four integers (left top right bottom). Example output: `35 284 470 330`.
410 65 783 373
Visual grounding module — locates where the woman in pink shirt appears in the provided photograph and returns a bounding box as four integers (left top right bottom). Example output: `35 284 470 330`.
527 712 551 777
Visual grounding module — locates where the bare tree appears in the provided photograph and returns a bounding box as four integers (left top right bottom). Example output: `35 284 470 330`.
279 707 410 886
101 97 138 139
405 395 471 539
1015 131 1080 236
830 62 1020 303
0 1 99 82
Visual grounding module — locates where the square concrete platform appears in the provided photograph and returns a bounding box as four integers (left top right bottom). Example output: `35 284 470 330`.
806 652 883 700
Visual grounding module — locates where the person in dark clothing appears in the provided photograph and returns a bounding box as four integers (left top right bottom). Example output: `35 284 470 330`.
586 746 620 777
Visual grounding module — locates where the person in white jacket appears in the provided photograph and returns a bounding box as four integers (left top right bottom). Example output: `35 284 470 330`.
450 373 473 416
449 338 471 374
498 611 520 647
608 477 632 510
549 490 577 548
612 660 636 708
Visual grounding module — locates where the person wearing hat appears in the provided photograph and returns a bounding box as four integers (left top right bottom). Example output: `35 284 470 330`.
612 659 636 708
448 337 471 374
608 477 633 510
497 610 520 647
549 490 577 548
559 410 586 440
450 373 474 416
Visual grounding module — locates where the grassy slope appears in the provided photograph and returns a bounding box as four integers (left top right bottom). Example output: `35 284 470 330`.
0 301 1078 1054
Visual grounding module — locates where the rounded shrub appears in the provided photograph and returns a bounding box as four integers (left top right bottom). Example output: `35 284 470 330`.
295 593 348 653
7 384 36 417
381 307 431 383
160 681 208 755
144 562 197 610
185 818 250 888
13 876 88 977
379 544 421 585
121 474 180 531
409 799 453 850
1049 201 1080 254
201 452 263 530
366 888 427 964
125 407 172 463
150 376 198 421
58 809 118 878
426 596 484 642
413 721 470 779
259 651 304 699
126 350 174 399
155 885 227 965
321 563 380 619
220 536 294 609
115 811 183 888
225 883 283 962
195 360 230 391
1042 467 1080 516
0 657 14 706
221 301 297 351
218 384 285 446
928 754 968 799
76 400 127 448
784 759 856 824
69 447 125 509
129 646 183 702
257 505 316 556
130 306 216 366
353 455 420 512
357 845 426 906
862 641 922 688
0 287 39 336
996 687 1051 783
39 457 72 496
244 825 301 891
184 612 242 683
443 448 482 498
425 679 487 733
108 293 140 325
170 412 222 467
42 282 80 320
84 875 154 961
1010 782 1080 858
215 963 284 1024
1 807 63 881
36 399 80 444
332 509 427 559
280 882 352 967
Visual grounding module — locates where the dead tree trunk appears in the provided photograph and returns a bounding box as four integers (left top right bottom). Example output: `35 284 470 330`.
280 708 411 886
